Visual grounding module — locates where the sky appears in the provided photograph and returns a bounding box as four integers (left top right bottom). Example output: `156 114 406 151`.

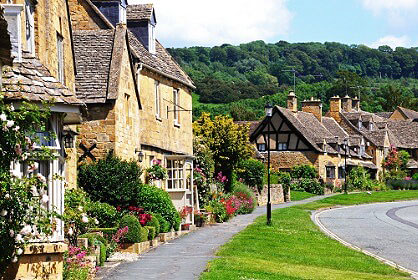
130 0 418 49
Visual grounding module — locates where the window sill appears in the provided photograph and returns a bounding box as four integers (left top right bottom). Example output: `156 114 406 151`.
166 188 187 193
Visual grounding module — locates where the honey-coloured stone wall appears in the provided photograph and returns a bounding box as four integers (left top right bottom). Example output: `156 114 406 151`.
68 0 112 31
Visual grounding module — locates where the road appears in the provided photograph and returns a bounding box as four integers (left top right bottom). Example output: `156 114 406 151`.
103 194 332 280
316 200 418 275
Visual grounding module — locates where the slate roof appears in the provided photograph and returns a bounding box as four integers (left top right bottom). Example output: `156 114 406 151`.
375 112 392 119
127 4 154 21
1 52 82 105
396 107 418 121
0 7 12 65
386 121 418 149
127 31 195 89
73 29 115 103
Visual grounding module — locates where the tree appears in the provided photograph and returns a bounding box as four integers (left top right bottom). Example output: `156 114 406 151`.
193 113 253 191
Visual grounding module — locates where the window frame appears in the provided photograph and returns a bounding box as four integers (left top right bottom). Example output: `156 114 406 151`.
154 81 160 119
25 0 35 55
326 166 336 179
278 142 288 151
57 33 64 84
173 88 180 126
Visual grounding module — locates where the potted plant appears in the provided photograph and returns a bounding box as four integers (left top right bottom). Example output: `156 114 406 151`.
146 159 168 185
179 206 193 230
194 210 207 227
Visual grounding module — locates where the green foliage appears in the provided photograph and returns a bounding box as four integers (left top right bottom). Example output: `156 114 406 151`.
119 215 142 243
64 189 96 245
139 226 149 242
232 182 257 214
278 172 291 187
291 178 324 195
386 179 418 190
146 216 160 235
146 160 168 181
206 200 228 223
236 159 265 193
99 241 106 266
347 167 373 191
145 226 156 240
135 184 178 231
291 165 318 179
78 232 108 247
153 213 170 233
86 201 119 228
413 173 418 180
78 153 143 206
193 113 253 191
63 266 89 280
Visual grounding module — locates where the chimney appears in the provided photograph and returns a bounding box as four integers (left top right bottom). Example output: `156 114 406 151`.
127 4 157 54
302 97 322 122
287 91 297 112
329 95 341 121
341 95 352 112
92 0 127 26
352 96 360 111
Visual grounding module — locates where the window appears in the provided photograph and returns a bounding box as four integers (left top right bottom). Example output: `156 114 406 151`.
3 5 23 61
358 120 362 129
25 0 35 55
155 81 160 118
57 33 64 83
369 123 373 131
149 155 155 166
149 24 156 54
173 89 179 125
34 116 61 150
167 159 184 190
338 166 345 179
119 2 126 24
326 166 335 179
278 142 287 151
257 143 266 152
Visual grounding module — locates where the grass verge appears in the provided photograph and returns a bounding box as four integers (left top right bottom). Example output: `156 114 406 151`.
200 190 418 280
290 190 316 201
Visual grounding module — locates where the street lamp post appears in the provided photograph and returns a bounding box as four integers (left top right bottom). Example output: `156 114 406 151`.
344 138 348 194
265 103 273 225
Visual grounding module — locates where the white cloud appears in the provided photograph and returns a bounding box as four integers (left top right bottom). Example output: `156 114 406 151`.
369 35 410 49
360 0 418 28
130 0 292 47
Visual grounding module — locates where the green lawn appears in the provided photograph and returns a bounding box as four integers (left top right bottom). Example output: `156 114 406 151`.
290 190 316 201
200 191 418 280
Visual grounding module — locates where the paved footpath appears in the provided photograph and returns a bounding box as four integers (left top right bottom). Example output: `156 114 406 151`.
316 200 418 275
105 194 331 280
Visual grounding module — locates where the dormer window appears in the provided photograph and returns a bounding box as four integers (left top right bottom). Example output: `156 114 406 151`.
358 120 362 129
369 122 373 131
2 4 24 62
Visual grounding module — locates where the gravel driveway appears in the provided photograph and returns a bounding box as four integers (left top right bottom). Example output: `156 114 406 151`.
316 200 418 275
104 194 331 280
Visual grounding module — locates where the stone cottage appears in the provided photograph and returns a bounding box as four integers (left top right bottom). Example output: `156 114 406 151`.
250 93 376 188
68 1 196 223
0 0 83 278
250 93 418 185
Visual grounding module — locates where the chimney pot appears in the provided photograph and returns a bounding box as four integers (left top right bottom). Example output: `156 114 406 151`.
287 91 298 112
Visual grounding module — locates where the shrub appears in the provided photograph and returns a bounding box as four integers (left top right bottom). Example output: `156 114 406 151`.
135 184 178 230
88 228 117 243
206 200 228 223
291 178 324 195
99 241 106 266
153 213 170 233
146 216 161 235
78 154 143 206
145 226 156 240
413 173 418 180
291 165 317 179
87 201 119 228
63 246 90 280
387 179 418 190
347 166 373 191
140 226 149 242
119 215 142 243
232 182 256 214
236 158 265 193
78 233 108 247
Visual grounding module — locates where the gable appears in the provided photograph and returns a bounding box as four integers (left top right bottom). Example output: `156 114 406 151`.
251 107 316 152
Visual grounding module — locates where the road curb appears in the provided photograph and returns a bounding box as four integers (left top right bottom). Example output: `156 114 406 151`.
312 206 418 279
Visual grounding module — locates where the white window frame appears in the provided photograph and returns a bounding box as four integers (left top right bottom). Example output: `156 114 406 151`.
326 166 335 179
25 0 35 55
155 81 160 119
166 159 184 190
173 89 179 126
57 33 64 84
2 4 24 62
149 23 156 54
34 115 61 150
278 142 287 151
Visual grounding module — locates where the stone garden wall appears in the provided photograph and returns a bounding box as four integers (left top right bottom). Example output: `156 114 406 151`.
256 184 287 206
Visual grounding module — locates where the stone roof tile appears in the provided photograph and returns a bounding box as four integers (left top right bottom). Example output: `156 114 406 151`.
127 4 154 21
1 52 83 105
